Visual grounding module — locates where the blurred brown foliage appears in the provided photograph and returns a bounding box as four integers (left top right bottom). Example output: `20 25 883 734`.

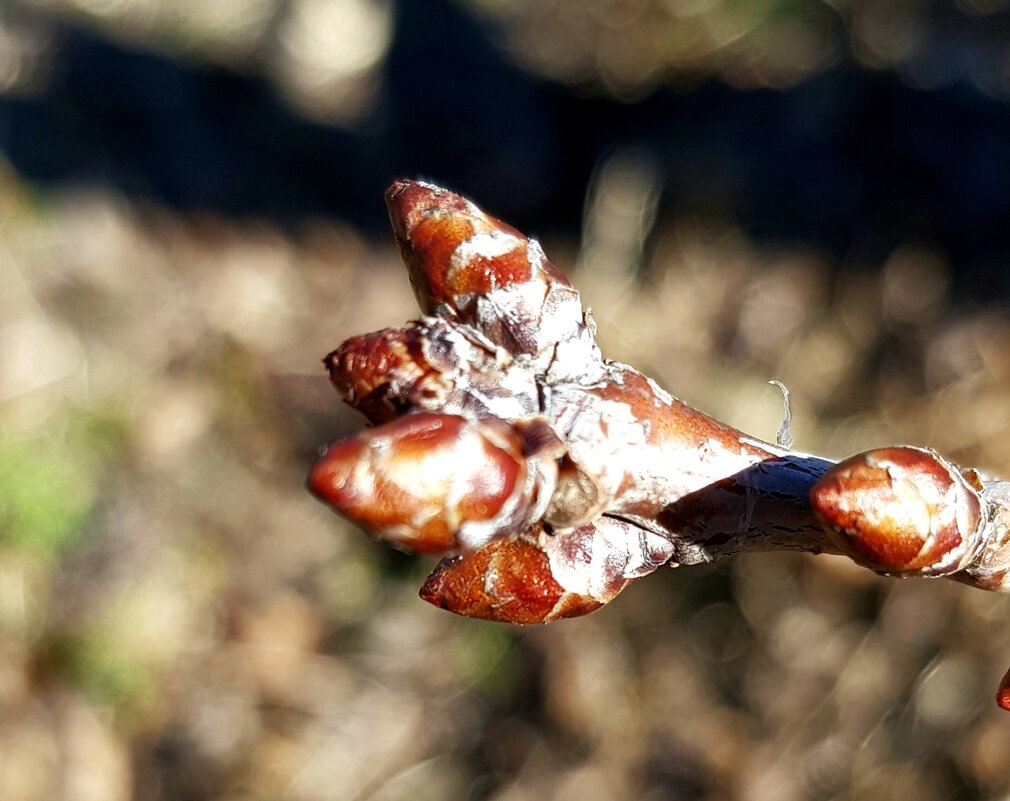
4 2 1010 800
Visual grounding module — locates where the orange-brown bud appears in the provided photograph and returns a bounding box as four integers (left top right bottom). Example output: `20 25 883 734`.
998 665 1010 711
810 446 983 576
308 412 556 553
385 179 569 314
419 533 604 623
418 518 674 623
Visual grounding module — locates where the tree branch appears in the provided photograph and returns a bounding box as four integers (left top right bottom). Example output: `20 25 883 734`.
307 180 1010 707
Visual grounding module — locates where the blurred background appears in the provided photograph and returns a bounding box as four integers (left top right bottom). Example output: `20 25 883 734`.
3 1 1010 799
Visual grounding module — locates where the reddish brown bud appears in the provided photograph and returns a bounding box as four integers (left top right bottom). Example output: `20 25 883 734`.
325 327 434 423
419 533 604 623
325 318 545 424
418 518 675 623
810 446 983 576
308 412 556 553
998 665 1010 711
385 179 569 314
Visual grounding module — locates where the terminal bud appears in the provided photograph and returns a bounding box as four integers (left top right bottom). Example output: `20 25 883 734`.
385 179 569 315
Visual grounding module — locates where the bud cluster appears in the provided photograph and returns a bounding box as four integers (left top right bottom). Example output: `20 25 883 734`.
308 180 1010 708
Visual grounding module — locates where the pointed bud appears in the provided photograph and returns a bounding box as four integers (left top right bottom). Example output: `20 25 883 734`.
308 412 556 553
810 446 983 576
419 533 604 623
385 180 595 364
418 519 675 623
998 665 1010 711
385 179 569 315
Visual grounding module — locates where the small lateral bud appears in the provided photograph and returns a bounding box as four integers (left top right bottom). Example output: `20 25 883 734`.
308 412 556 553
418 533 604 623
998 665 1010 711
325 327 434 424
810 446 983 576
543 457 604 529
385 179 569 314
418 518 674 623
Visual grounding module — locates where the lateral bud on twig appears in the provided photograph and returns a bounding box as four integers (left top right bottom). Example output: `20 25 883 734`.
386 179 601 377
419 518 675 623
810 446 984 577
308 412 559 553
810 446 1010 594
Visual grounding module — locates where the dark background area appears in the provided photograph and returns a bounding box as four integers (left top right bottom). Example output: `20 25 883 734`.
3 0 1010 298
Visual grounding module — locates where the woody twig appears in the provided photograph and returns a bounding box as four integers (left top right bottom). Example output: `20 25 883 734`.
308 180 1010 706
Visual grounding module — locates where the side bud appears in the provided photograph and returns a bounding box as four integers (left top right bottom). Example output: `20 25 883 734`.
418 519 675 623
999 665 1010 711
418 531 606 623
810 446 983 576
325 327 435 424
308 412 557 553
385 180 593 363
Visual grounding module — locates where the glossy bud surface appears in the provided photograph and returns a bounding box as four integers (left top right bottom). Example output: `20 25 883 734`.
810 446 983 576
308 412 536 553
419 534 603 623
999 665 1010 711
385 179 569 314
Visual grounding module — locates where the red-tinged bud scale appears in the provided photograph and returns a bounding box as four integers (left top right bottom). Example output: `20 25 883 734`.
325 327 435 424
419 533 604 623
999 665 1010 711
810 446 983 576
385 180 594 363
385 179 569 314
308 412 556 553
418 518 675 623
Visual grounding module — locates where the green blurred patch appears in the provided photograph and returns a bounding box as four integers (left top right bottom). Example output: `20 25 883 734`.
726 0 809 24
38 542 209 718
0 406 127 557
43 631 157 715
68 634 156 711
449 622 520 697
319 545 383 622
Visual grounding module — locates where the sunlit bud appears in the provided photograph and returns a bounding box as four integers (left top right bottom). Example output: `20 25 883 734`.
542 517 676 599
385 179 569 314
418 518 675 623
998 665 1010 711
418 532 604 623
308 412 557 553
810 446 983 576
